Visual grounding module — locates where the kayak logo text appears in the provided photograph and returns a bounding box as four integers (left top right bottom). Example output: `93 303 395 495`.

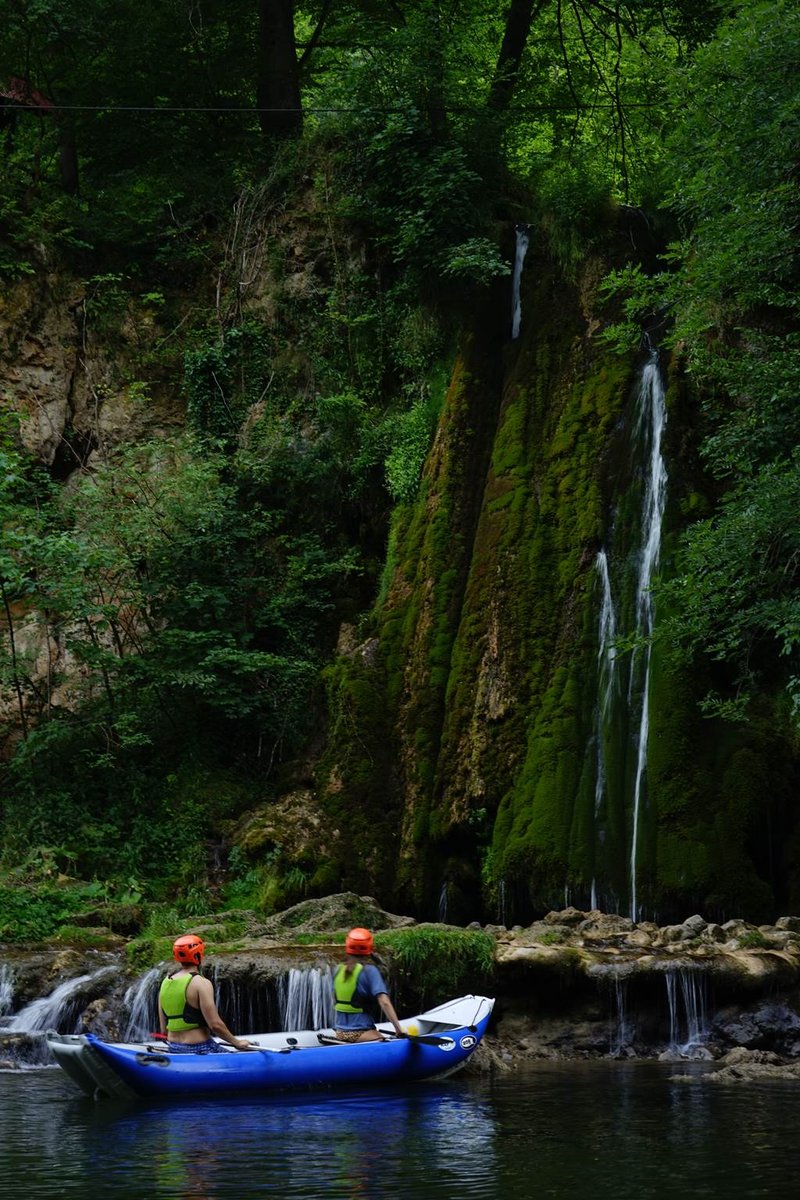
459 1035 477 1050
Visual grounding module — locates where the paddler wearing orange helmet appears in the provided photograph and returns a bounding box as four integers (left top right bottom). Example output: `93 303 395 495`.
158 933 257 1054
332 927 406 1043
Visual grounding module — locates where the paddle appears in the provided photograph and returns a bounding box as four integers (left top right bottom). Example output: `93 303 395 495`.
149 1033 290 1054
383 1031 456 1047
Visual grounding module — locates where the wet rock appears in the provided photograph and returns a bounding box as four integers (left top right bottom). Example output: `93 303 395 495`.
721 919 754 939
577 913 634 936
713 1000 800 1056
626 930 653 948
776 916 800 933
681 915 708 938
544 907 585 927
704 923 727 943
722 1046 782 1066
462 1038 510 1075
80 997 123 1040
708 1046 800 1083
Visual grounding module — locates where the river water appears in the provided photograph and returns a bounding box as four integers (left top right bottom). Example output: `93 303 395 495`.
2 1062 798 1198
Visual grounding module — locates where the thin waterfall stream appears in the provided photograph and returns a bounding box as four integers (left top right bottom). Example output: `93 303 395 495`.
510 225 529 339
628 350 668 919
590 549 618 911
589 347 667 918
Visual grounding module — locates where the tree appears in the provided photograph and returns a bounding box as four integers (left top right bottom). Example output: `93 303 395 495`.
258 0 303 136
606 0 800 720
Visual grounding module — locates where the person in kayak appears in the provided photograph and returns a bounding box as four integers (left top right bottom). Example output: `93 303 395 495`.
332 927 406 1043
158 933 257 1054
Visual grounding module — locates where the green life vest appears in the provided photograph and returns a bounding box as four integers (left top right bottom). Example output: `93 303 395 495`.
333 963 364 1014
159 973 204 1032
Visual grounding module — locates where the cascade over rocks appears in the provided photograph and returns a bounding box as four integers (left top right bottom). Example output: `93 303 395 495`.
4 898 800 1078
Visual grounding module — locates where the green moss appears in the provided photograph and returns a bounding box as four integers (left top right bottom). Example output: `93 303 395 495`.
125 935 173 971
375 925 495 1009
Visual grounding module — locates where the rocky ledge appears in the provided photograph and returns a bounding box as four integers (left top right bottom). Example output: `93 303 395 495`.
3 899 800 1076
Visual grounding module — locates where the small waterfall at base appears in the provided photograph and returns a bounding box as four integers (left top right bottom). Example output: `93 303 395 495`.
4 968 115 1035
609 970 633 1056
628 349 668 920
210 969 280 1035
510 225 530 339
0 964 13 1017
665 968 710 1057
279 968 335 1032
123 965 164 1041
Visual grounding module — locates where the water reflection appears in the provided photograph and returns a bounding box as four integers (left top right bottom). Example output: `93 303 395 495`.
79 1084 497 1198
3 1063 800 1198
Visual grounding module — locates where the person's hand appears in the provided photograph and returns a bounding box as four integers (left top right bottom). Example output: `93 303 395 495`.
236 1040 260 1051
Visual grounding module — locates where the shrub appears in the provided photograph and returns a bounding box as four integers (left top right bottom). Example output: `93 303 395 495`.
375 925 495 1009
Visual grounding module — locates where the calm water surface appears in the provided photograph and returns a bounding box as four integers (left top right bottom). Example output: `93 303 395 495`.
2 1062 799 1199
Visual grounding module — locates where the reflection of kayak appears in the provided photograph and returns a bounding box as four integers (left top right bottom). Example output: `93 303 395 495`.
47 994 494 1100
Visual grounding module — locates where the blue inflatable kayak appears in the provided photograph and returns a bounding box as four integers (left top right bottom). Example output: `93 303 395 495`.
47 995 494 1100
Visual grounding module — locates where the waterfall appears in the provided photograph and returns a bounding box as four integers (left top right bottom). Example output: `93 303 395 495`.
497 878 507 926
438 881 449 923
510 225 530 339
4 968 115 1034
628 350 667 920
0 964 13 1017
665 968 709 1056
122 965 164 1041
279 967 335 1032
210 968 279 1035
608 968 633 1056
590 550 618 910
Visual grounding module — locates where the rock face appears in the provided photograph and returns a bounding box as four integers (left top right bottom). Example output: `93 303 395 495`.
1 274 182 470
1 271 187 746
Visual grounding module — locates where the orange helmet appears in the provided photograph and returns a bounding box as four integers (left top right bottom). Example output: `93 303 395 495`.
345 927 374 957
173 934 205 966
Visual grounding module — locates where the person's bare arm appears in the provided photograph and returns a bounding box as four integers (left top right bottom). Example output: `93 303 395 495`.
376 993 404 1036
192 976 256 1050
158 1006 167 1036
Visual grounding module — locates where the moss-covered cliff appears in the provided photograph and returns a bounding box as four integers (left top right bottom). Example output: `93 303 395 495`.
319 228 800 925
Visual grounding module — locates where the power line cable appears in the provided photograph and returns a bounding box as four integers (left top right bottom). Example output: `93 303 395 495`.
0 101 662 115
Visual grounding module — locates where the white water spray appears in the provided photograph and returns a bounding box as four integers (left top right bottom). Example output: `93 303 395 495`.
123 965 163 1041
665 968 709 1056
628 351 667 919
511 225 530 339
279 967 335 1032
5 968 114 1034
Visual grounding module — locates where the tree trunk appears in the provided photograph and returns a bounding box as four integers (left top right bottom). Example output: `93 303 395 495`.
488 0 542 113
257 0 303 138
58 125 79 195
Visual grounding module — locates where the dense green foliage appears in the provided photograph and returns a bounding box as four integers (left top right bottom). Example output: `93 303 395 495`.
605 0 800 723
376 926 495 1009
3 1 800 926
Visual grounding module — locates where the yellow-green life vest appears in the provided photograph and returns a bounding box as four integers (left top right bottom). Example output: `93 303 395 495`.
333 963 364 1014
159 973 203 1032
